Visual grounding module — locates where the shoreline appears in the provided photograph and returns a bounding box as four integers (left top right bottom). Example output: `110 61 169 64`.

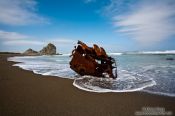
1 54 175 116
8 55 174 97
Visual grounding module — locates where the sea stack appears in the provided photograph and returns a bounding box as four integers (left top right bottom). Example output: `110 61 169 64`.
23 48 38 56
39 43 56 55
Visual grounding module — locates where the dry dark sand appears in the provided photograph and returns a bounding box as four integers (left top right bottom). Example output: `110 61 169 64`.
0 54 175 116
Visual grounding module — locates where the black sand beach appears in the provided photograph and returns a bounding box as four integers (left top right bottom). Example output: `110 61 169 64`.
0 54 175 116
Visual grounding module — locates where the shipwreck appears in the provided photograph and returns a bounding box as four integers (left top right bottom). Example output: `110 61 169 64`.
69 41 117 79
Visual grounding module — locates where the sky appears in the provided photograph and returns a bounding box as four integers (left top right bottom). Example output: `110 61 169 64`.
0 0 175 53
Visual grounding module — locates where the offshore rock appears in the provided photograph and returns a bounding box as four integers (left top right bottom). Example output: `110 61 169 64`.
40 43 56 55
23 48 38 56
166 58 174 60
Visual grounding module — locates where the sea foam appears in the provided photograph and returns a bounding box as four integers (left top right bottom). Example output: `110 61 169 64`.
73 70 156 93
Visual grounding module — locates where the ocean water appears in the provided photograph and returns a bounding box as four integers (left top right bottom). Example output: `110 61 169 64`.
8 53 175 97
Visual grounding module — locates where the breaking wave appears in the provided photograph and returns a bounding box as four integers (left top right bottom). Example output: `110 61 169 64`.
73 70 156 93
137 50 175 54
8 56 76 79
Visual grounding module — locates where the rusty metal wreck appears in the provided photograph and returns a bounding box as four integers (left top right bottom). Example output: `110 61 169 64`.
70 41 117 79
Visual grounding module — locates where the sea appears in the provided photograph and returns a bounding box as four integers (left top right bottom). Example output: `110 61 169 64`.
8 51 175 97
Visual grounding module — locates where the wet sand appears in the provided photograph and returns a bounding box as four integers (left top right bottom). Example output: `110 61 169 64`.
0 54 175 116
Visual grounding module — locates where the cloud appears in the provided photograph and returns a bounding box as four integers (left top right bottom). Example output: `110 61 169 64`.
0 30 29 40
84 0 96 3
49 39 76 44
0 30 44 45
46 39 77 50
0 30 76 53
103 0 135 16
3 40 44 46
108 0 175 45
0 0 48 25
